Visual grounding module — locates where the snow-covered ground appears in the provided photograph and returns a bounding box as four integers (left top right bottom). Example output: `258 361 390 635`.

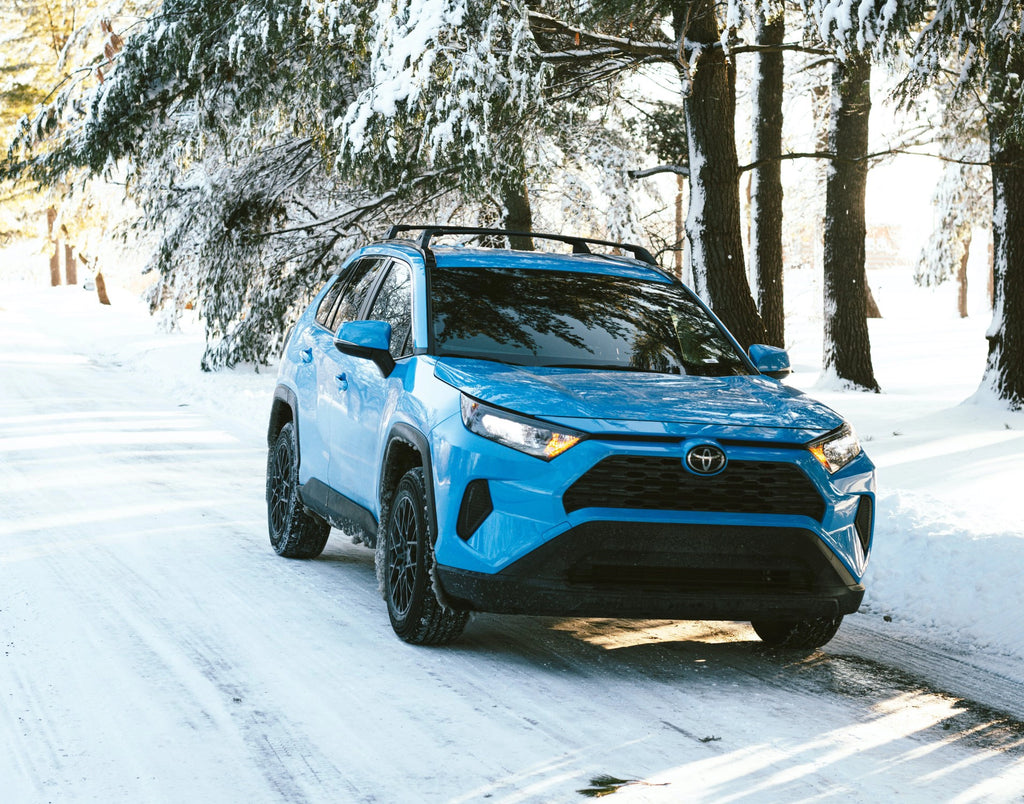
2 248 1023 801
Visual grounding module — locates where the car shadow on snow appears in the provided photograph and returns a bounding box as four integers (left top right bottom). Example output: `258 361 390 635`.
456 614 1024 759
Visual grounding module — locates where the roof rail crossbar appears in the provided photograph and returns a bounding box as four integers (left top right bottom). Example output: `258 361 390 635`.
383 225 659 267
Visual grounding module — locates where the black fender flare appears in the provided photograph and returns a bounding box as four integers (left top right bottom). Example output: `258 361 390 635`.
379 423 438 544
268 385 299 450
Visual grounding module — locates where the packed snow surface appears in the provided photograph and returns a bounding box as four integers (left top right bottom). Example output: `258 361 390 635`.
2 251 1023 801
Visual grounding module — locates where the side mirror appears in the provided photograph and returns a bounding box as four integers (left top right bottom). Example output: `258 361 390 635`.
748 343 791 380
335 320 396 377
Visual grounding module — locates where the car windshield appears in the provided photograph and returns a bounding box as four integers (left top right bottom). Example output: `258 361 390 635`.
429 265 752 376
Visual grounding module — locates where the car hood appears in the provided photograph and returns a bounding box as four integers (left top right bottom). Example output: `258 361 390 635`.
433 358 844 441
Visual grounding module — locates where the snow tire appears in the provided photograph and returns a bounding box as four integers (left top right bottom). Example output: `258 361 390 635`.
751 615 844 650
266 421 330 559
383 467 469 645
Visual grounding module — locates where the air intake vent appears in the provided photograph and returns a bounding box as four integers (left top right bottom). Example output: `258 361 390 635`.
855 495 874 554
456 479 493 540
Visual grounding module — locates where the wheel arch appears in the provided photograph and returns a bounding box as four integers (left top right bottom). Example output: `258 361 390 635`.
379 423 437 544
268 385 299 449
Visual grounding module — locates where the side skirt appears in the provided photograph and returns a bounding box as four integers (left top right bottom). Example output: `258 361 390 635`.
300 478 378 546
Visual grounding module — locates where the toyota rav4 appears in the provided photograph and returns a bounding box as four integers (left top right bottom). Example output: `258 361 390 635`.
266 226 875 649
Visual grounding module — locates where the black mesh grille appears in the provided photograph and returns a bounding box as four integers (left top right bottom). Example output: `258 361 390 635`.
563 456 826 521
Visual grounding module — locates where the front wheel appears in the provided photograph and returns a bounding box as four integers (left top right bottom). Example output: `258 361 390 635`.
266 421 330 558
751 615 843 650
384 468 468 645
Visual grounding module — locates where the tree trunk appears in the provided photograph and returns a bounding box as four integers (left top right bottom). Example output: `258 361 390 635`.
674 173 684 280
958 230 971 319
866 283 881 318
823 53 879 392
811 81 830 277
988 239 994 308
983 41 1024 407
95 271 111 305
47 207 61 286
681 0 766 349
750 8 785 348
501 177 534 251
499 143 534 251
64 242 77 285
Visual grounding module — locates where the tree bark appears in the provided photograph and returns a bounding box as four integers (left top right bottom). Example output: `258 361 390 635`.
47 207 61 286
811 81 830 277
750 8 785 348
680 0 766 349
958 230 971 319
64 242 77 285
674 173 684 280
983 39 1024 407
866 283 881 318
823 53 879 391
500 176 534 251
95 271 111 305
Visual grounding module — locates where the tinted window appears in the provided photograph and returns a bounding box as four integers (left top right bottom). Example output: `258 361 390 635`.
430 267 750 376
315 280 343 328
368 261 413 356
328 257 386 332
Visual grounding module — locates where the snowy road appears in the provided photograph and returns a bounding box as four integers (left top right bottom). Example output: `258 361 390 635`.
3 286 1024 802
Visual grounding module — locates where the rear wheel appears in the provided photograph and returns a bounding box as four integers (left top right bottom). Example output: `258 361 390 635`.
751 615 843 650
266 421 330 558
384 468 468 645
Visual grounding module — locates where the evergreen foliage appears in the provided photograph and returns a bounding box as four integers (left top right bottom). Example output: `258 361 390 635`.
4 0 1024 406
916 96 989 291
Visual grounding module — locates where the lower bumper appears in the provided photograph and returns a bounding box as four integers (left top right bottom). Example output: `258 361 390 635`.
436 521 864 621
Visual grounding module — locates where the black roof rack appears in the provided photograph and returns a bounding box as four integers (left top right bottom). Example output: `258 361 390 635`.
383 225 659 268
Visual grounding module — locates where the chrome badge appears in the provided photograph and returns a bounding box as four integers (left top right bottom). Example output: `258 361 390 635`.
685 444 727 476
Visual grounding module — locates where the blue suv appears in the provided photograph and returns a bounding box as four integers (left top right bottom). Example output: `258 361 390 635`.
266 226 875 649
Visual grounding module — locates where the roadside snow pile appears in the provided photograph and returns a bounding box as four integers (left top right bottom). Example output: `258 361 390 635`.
867 490 1024 658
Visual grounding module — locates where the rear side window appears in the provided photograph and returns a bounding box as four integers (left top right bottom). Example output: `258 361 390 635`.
315 280 343 328
324 257 386 332
368 260 414 356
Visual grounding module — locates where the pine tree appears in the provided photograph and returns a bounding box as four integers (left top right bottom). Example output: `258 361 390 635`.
3 1 463 366
528 1 768 347
838 0 1024 406
802 0 882 392
749 3 786 348
916 94 990 319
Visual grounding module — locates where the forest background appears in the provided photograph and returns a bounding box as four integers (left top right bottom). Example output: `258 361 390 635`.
2 0 1022 410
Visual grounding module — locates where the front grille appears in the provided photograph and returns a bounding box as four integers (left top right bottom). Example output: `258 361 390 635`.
563 456 826 521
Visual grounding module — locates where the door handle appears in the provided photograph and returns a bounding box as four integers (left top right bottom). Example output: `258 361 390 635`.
300 347 313 363
336 373 348 391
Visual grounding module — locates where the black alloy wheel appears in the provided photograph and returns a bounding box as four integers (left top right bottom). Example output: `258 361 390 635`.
383 467 468 645
266 421 330 558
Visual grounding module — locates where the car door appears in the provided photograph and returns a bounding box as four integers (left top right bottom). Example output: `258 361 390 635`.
311 257 388 503
294 276 344 484
327 258 415 512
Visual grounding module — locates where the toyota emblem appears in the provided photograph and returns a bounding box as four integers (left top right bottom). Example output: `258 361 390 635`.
685 444 727 476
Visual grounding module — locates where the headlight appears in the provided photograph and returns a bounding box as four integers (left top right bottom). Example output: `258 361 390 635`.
808 423 862 473
461 395 583 460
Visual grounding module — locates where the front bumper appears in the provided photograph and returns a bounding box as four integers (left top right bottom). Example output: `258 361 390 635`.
438 521 864 620
429 415 875 620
